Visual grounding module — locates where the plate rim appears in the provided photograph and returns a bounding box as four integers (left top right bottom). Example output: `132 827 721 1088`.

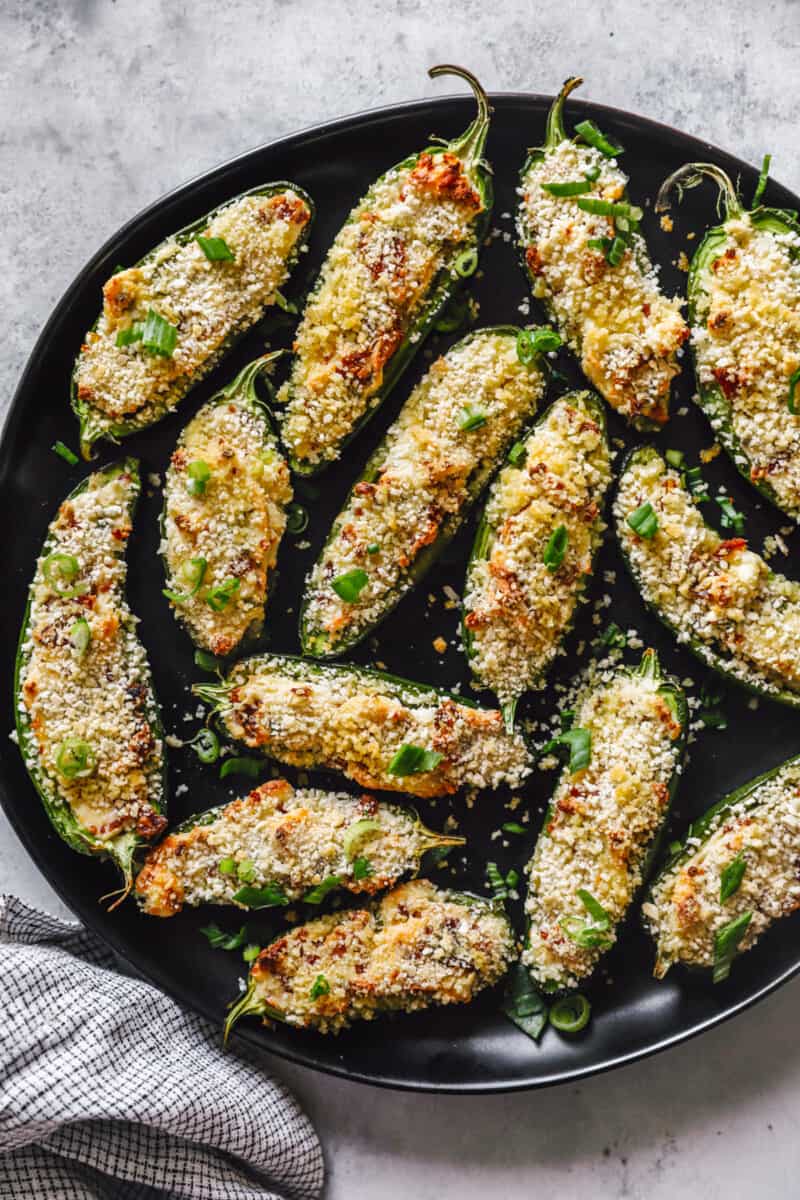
3 89 798 1094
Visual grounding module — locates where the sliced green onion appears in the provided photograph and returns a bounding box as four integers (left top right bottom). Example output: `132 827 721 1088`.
507 441 527 468
186 460 211 497
788 367 800 415
599 622 626 649
310 974 330 999
542 179 593 197
486 861 508 902
274 290 298 314
286 502 308 535
331 568 369 603
140 308 178 358
236 859 256 883
753 153 772 206
517 327 563 364
200 923 247 950
115 324 143 348
196 234 235 262
387 744 443 777
205 577 241 612
194 649 223 672
543 524 568 573
719 852 746 903
541 727 592 774
232 882 289 909
665 448 685 469
70 617 91 660
506 868 520 888
190 727 220 764
713 910 752 983
560 916 612 950
219 756 261 780
352 856 373 881
343 818 382 860
55 738 96 780
242 943 261 963
502 822 526 835
717 497 744 534
685 466 710 503
584 165 601 182
459 405 487 432
549 993 591 1033
42 553 87 598
367 543 380 555
576 888 610 927
577 197 642 221
163 556 207 605
454 247 479 277
502 963 549 1041
574 119 624 158
52 441 79 465
668 840 682 857
303 875 342 904
218 857 237 876
606 235 627 266
627 502 659 539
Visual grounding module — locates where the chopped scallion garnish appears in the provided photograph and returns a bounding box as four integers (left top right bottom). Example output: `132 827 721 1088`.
540 726 592 774
310 974 330 999
189 727 220 764
343 819 382 861
200 922 248 950
560 889 612 949
331 568 369 603
574 119 624 157
387 743 443 777
453 247 479 277
599 622 627 649
42 552 87 598
352 856 373 881
501 963 548 1041
516 327 563 364
303 875 342 904
286 502 309 535
163 556 207 605
627 502 659 539
219 756 261 780
542 179 593 197
52 441 79 465
713 910 752 982
719 852 746 903
577 197 642 221
665 448 685 469
549 993 591 1033
232 882 289 909
752 153 771 207
507 441 527 467
205 577 241 612
140 308 179 358
502 822 526 835
459 405 487 432
717 497 744 534
55 738 96 780
69 617 91 660
486 861 508 902
196 234 235 262
186 460 211 497
367 543 380 555
543 524 568 573
788 367 800 415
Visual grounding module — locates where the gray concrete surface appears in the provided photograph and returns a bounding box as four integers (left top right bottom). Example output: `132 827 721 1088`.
2 1 799 1196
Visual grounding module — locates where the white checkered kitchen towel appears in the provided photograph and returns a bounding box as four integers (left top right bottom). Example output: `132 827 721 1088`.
0 896 324 1200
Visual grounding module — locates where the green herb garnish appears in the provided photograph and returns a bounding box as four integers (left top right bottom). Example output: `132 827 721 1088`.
549 993 591 1033
205 577 241 612
69 617 91 660
719 853 746 903
200 923 248 950
501 963 549 1041
502 822 526 836
577 198 641 221
343 819 382 860
789 367 800 415
331 568 369 603
196 235 235 262
599 622 627 649
387 744 443 777
303 875 342 904
713 910 752 982
486 861 508 901
543 524 568 572
575 119 624 157
627 502 659 539
453 248 478 277
507 441 527 467
542 179 593 197
516 327 563 364
163 556 207 605
55 738 96 780
560 889 613 950
189 727 220 764
540 727 592 773
52 441 79 465
42 552 86 598
219 756 262 780
232 882 289 909
286 503 309 535
717 497 744 534
186 460 211 497
752 153 771 207
352 856 373 881
459 405 487 432
310 974 330 1000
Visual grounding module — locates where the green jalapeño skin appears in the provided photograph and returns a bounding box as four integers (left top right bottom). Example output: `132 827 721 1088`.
73 183 313 457
15 460 166 905
277 64 495 474
657 159 800 520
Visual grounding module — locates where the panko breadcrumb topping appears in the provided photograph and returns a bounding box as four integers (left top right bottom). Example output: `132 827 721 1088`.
464 392 611 707
645 759 800 976
279 153 484 468
204 656 531 798
245 878 515 1032
616 451 800 698
691 216 800 516
17 465 165 848
162 387 291 654
74 190 311 441
136 777 457 916
523 661 683 990
519 141 687 425
302 330 544 652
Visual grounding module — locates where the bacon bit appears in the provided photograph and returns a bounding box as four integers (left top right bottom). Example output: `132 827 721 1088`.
112 527 131 541
170 448 188 470
712 247 738 272
708 309 731 332
717 537 747 556
136 807 168 839
642 302 651 317
408 152 481 209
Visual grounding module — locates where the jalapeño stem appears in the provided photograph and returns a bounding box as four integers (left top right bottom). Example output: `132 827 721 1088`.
636 647 662 682
655 162 743 221
223 980 269 1044
220 350 284 408
428 64 491 171
545 76 584 149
